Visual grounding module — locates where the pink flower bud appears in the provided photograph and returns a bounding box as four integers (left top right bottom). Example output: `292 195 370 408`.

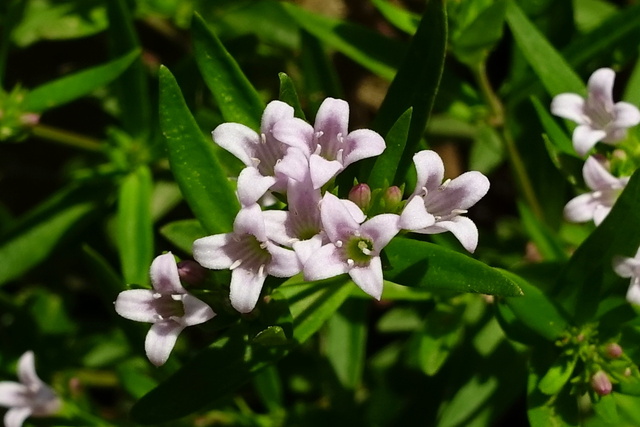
591 371 612 396
177 260 207 285
19 113 40 126
383 186 403 211
348 184 371 211
606 343 623 358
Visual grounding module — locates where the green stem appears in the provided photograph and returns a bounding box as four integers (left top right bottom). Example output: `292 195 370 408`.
31 123 103 152
473 60 544 220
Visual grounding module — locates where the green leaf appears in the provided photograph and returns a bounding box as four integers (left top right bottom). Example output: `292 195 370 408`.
278 72 306 120
192 13 264 130
469 124 505 175
370 0 420 35
593 394 619 425
500 269 569 342
23 50 139 113
517 201 567 262
505 0 584 97
384 237 523 297
159 66 239 234
530 96 576 157
367 108 412 189
117 165 154 286
372 0 447 184
159 219 207 255
106 0 150 139
554 169 640 324
325 298 367 389
0 183 106 286
538 354 578 395
452 0 506 66
282 2 405 81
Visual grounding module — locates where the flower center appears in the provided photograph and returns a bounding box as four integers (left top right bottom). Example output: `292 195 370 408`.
343 236 374 265
152 293 185 320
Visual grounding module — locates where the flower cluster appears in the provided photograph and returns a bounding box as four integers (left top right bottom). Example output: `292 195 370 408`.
193 97 490 313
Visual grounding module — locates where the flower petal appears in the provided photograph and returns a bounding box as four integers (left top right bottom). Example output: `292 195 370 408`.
613 256 640 278
272 118 314 155
265 243 302 277
399 195 435 230
261 100 295 133
114 289 160 323
627 279 640 305
412 150 445 194
550 93 586 124
582 156 620 190
262 210 294 246
416 216 480 253
212 123 259 167
587 68 615 108
16 351 43 390
145 321 184 366
613 101 640 127
234 204 267 242
314 98 349 144
275 147 312 183
236 167 277 207
181 294 216 326
229 265 268 313
320 193 361 243
425 171 490 215
342 129 386 167
0 382 28 408
572 125 607 156
349 257 383 300
150 252 184 294
592 204 612 226
292 234 324 265
4 406 31 427
360 214 400 253
193 233 236 270
308 155 343 189
563 193 597 223
303 244 348 281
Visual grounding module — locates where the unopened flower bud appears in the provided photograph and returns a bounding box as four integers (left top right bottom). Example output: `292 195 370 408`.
348 184 371 211
177 260 207 285
383 186 403 211
19 113 39 126
606 343 623 358
591 371 613 396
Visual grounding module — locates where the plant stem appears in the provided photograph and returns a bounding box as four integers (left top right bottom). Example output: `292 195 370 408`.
474 60 544 220
31 123 103 152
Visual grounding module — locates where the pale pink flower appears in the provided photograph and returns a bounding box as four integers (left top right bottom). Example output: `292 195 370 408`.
115 252 216 366
613 246 640 305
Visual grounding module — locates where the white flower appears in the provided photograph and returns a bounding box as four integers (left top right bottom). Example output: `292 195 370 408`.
0 351 60 427
551 68 640 156
193 204 301 313
114 252 216 366
564 156 628 226
613 247 640 305
399 150 490 253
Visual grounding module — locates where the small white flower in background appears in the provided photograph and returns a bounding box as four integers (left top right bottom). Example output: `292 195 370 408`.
303 193 400 300
272 97 386 189
114 252 216 366
193 203 301 314
400 150 490 253
564 156 628 226
0 351 61 427
551 68 640 156
613 247 640 305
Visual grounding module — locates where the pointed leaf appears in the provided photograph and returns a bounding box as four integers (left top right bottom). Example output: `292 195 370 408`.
159 219 207 255
367 107 412 189
278 72 306 120
370 0 420 35
192 13 264 130
538 354 578 395
159 66 239 234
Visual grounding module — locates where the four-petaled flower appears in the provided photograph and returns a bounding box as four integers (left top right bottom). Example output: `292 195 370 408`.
613 247 640 305
564 156 628 226
193 203 301 314
115 252 216 366
273 97 386 189
0 351 60 427
400 150 490 253
303 193 400 300
551 68 640 156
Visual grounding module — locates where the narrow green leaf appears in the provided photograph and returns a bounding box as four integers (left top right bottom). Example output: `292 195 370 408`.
282 2 405 81
530 96 576 157
384 237 523 297
554 169 640 324
106 0 150 138
278 72 306 120
0 0 27 85
624 52 640 105
0 184 105 286
593 394 619 424
370 0 419 35
517 201 567 262
299 29 343 111
373 0 447 184
469 124 505 175
159 66 239 234
367 108 412 189
325 298 367 389
117 165 154 286
24 50 139 113
159 219 207 255
452 0 506 66
252 366 283 412
505 0 584 97
501 269 569 342
538 354 578 395
412 304 464 376
192 13 264 130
